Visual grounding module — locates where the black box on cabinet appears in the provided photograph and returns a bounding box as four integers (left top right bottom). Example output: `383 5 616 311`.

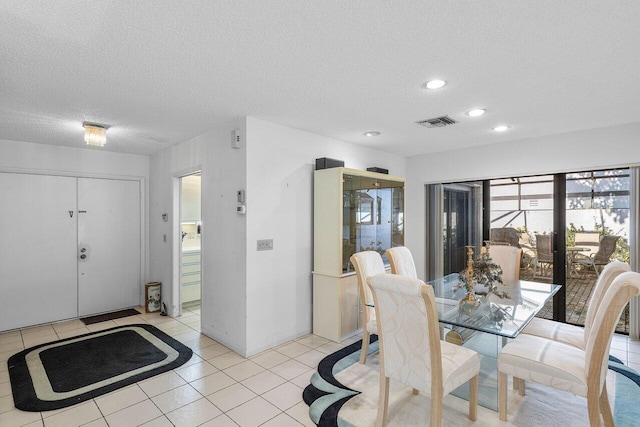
315 157 345 170
367 167 389 174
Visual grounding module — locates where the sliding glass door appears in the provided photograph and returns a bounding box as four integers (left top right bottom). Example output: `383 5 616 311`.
565 170 631 332
429 168 632 333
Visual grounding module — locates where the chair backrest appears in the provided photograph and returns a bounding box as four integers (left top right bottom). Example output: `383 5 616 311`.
535 234 553 262
583 260 630 339
385 246 417 279
490 227 521 247
487 245 522 284
585 271 640 393
574 232 600 253
593 235 619 264
367 273 441 395
350 251 386 322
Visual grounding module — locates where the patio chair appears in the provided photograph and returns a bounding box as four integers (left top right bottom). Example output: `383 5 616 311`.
573 235 620 275
532 234 553 279
490 227 521 247
350 251 385 364
574 232 600 257
518 231 536 269
367 273 480 426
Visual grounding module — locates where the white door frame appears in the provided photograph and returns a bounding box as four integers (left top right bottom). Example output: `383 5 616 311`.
172 166 203 319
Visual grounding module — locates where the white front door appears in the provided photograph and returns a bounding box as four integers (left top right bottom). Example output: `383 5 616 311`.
0 173 78 331
78 178 141 316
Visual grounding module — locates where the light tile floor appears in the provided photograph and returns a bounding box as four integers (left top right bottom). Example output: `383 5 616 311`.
1 307 639 427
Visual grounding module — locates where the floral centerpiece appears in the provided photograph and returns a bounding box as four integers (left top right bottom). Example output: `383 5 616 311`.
458 243 507 297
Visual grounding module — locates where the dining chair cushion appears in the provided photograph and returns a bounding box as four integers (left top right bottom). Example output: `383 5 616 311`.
440 341 481 395
498 334 588 396
521 318 586 349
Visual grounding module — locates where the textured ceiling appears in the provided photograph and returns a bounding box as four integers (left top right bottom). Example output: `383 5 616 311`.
1 1 639 156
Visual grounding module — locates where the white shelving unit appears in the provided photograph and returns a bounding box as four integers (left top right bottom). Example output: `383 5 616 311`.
312 167 404 342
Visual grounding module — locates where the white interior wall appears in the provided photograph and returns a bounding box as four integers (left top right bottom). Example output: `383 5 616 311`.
405 122 640 280
149 120 248 354
0 138 149 178
244 117 406 356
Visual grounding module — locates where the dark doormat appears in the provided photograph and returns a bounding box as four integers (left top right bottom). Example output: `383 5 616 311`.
80 308 141 325
8 324 192 412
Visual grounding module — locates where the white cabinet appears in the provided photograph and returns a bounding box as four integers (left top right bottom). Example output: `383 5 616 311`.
182 249 201 303
312 167 404 342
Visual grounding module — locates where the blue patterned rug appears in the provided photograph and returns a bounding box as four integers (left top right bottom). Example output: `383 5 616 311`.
303 337 640 426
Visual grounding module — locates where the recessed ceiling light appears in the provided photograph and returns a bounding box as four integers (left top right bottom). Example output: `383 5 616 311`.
364 131 381 137
493 125 510 132
424 79 446 90
467 109 486 117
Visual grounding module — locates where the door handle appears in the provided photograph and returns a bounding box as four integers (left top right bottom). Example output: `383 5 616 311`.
80 254 87 259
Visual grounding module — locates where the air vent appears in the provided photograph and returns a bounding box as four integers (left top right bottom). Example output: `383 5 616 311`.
416 115 457 128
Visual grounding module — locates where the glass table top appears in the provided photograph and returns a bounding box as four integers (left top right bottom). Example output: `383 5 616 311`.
428 273 561 338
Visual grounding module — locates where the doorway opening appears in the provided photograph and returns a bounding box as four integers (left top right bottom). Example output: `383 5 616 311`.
180 172 202 320
442 183 483 275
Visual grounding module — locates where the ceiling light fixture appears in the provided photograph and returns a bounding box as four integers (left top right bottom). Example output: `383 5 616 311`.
493 125 510 132
364 131 381 137
467 109 486 117
424 79 446 90
83 122 108 147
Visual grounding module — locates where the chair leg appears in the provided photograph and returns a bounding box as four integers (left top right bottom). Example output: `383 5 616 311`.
360 330 370 364
468 375 478 421
594 263 601 276
498 371 508 421
517 378 525 396
587 389 601 427
599 383 614 427
376 376 389 427
430 387 443 426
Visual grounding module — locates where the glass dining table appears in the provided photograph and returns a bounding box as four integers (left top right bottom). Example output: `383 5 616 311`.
387 273 560 411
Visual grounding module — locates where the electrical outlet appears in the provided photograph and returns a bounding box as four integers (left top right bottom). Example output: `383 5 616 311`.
257 239 273 251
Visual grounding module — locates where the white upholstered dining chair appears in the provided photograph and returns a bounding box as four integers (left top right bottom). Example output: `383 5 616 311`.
350 251 385 364
385 246 417 278
498 271 640 426
485 245 522 284
522 260 630 349
367 273 480 426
